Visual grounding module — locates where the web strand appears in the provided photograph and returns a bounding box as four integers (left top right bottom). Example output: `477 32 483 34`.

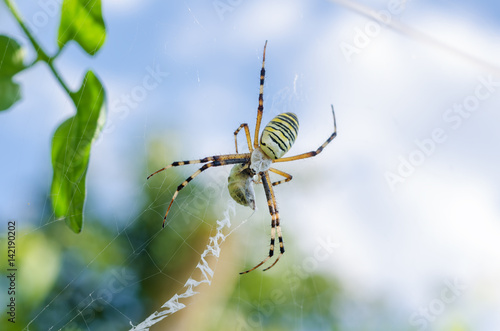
129 201 237 330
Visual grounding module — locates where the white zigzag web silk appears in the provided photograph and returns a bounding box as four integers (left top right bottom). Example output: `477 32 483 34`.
129 201 237 330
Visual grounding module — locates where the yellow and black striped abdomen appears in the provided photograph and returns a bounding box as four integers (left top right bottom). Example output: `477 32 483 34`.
260 112 299 159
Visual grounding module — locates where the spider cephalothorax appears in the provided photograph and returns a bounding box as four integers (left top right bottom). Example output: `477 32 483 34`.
147 41 337 274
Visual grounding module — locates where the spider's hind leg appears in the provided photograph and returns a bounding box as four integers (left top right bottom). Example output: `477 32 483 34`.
239 171 284 274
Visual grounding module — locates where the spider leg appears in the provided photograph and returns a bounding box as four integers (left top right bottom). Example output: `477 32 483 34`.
147 153 251 179
240 171 284 274
273 105 337 163
251 166 291 190
234 123 253 153
253 40 268 149
269 168 293 186
155 157 249 227
263 171 284 271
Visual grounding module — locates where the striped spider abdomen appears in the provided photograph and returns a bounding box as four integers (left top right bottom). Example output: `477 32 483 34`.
260 112 299 160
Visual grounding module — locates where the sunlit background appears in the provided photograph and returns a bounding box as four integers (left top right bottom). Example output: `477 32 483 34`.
1 0 500 330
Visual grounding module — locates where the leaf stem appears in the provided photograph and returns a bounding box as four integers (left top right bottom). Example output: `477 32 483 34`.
4 0 73 96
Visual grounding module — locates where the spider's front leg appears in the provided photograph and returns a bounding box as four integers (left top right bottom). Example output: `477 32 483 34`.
253 40 267 149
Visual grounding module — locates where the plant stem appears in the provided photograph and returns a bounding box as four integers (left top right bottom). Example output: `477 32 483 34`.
4 0 73 97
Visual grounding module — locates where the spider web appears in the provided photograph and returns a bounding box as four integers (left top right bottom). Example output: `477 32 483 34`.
129 201 236 330
18 163 254 330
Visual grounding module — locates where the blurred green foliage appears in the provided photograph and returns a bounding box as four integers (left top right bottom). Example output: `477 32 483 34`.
0 35 23 110
1 0 107 233
58 0 106 55
51 72 106 233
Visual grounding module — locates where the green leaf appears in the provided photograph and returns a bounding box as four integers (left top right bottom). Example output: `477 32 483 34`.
57 0 106 55
0 35 25 111
51 71 106 233
0 77 21 111
0 35 26 77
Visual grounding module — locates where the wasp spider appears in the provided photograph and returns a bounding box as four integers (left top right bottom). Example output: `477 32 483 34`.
147 41 337 274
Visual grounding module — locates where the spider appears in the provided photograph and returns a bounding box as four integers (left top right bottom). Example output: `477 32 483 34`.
147 41 337 274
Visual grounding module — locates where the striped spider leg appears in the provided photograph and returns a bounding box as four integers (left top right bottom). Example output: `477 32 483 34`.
269 168 293 186
253 40 267 149
147 153 250 227
239 170 284 274
234 123 253 154
272 105 337 164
